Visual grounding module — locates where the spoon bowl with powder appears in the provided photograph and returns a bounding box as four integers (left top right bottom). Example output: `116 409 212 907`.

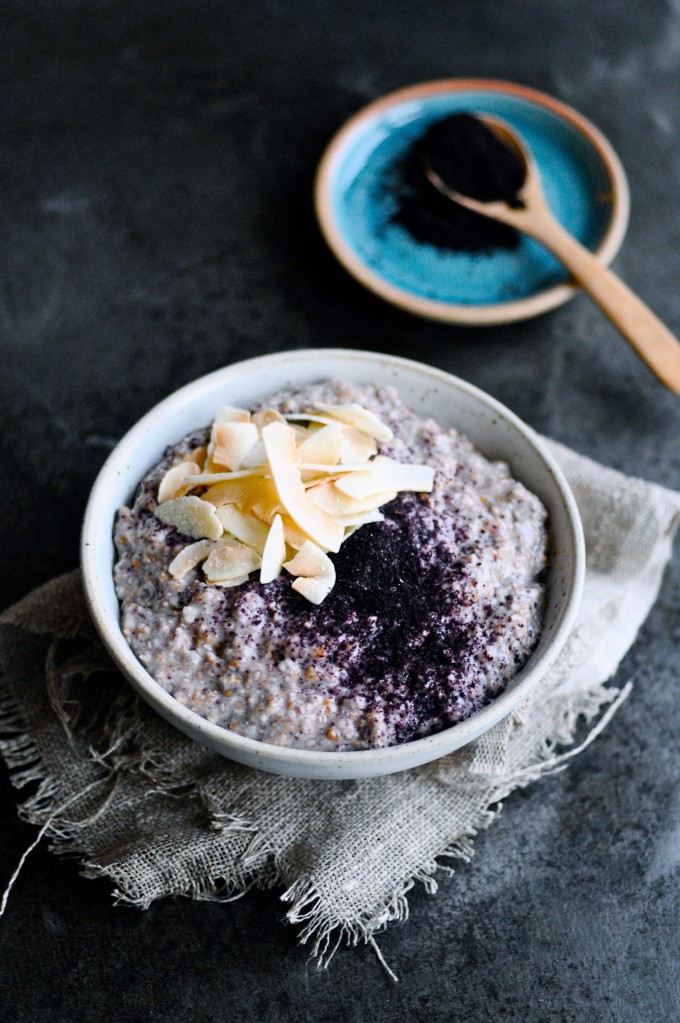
423 112 680 393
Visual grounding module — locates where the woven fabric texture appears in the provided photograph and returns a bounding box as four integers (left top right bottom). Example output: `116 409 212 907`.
1 440 678 965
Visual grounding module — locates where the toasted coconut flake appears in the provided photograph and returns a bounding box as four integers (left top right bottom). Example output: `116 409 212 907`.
168 539 214 578
187 468 268 487
297 423 343 466
204 410 250 473
284 541 336 605
250 490 284 524
212 574 250 588
340 428 378 464
203 477 281 520
212 422 260 470
280 514 316 551
203 477 261 507
334 455 434 500
308 481 397 517
260 514 286 584
156 496 224 541
252 407 286 430
158 461 202 504
216 505 270 554
305 482 352 517
241 439 266 468
335 509 385 528
203 539 261 582
291 575 335 604
284 541 335 578
262 422 344 553
214 405 251 424
313 402 393 441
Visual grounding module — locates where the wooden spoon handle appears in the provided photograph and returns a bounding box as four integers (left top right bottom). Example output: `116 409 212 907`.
528 212 680 393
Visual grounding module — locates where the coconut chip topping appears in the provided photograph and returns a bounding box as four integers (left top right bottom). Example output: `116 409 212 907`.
157 401 435 604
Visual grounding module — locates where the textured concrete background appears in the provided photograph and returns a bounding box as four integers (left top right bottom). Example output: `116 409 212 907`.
1 1 679 1020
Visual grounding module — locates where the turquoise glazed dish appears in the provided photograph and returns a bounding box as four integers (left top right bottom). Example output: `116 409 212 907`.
315 79 629 325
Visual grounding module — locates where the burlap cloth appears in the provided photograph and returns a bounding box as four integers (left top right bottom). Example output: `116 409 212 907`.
1 440 679 974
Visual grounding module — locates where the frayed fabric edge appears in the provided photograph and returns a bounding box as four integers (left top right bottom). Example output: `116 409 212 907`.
0 679 121 916
89 809 285 912
1 666 632 975
0 679 279 918
487 681 633 802
279 681 632 980
281 808 497 982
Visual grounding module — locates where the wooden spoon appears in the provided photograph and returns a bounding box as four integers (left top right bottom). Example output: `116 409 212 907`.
425 116 680 394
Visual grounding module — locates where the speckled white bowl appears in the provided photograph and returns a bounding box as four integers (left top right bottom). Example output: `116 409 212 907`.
81 349 584 780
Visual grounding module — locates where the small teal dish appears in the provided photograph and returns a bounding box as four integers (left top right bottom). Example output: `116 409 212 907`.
315 80 630 325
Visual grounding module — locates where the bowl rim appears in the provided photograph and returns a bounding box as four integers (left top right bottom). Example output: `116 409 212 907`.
81 348 585 774
314 78 630 325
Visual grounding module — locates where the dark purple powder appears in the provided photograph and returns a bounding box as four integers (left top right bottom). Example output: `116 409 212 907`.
277 493 488 743
423 112 526 205
389 112 526 254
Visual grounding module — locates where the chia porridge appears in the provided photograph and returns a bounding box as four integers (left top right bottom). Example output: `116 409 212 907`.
113 382 548 751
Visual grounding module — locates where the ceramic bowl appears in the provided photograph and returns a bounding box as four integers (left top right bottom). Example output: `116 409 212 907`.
315 79 629 324
81 349 585 779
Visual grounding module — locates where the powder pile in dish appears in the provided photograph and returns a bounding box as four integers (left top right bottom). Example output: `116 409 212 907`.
389 111 525 253
114 382 548 751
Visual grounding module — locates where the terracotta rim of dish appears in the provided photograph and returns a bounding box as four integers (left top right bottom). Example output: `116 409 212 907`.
314 78 630 326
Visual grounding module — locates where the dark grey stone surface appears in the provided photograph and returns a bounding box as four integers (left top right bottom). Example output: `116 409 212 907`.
1 2 679 1020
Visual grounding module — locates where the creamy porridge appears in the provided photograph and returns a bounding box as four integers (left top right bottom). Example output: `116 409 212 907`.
113 382 548 751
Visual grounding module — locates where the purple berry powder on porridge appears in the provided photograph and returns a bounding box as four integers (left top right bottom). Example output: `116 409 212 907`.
113 382 548 751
